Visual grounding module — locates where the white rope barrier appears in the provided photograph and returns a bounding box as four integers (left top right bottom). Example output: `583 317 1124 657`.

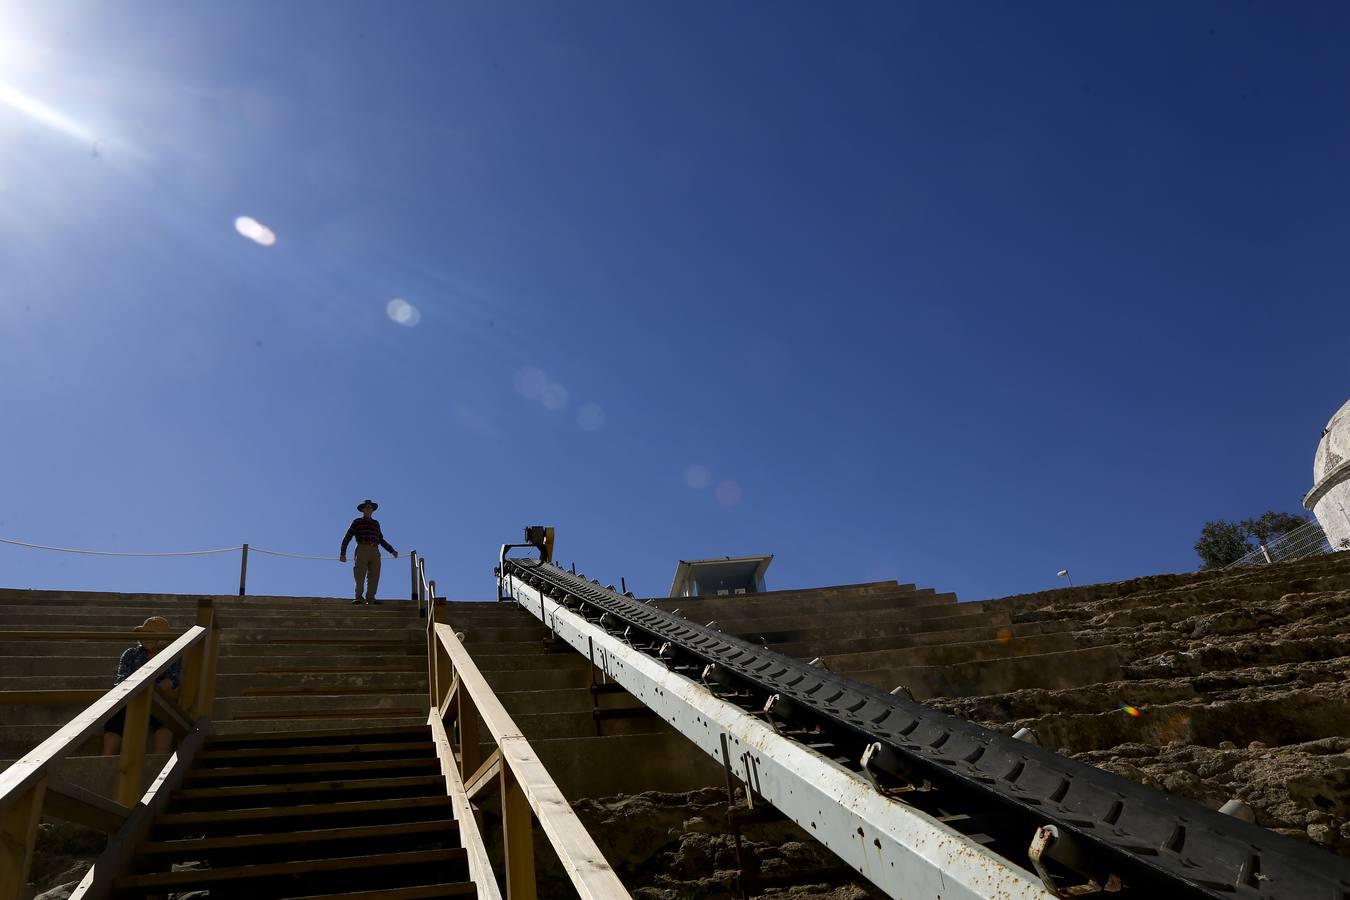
251 547 344 562
0 537 398 563
0 537 241 557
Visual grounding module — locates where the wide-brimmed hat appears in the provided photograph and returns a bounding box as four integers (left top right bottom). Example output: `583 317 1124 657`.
134 616 171 634
357 499 379 512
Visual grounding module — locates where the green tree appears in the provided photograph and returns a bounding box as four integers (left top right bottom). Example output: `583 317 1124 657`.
1195 520 1252 569
1240 511 1309 547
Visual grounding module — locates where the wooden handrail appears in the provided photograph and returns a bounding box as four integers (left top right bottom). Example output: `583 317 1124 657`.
430 620 630 900
0 600 220 900
0 626 205 802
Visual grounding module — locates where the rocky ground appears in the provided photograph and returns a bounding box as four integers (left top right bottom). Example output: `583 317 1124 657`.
26 823 105 899
563 554 1350 896
540 788 885 900
928 552 1350 857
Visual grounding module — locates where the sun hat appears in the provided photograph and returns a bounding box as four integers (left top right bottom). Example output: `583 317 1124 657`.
357 499 379 512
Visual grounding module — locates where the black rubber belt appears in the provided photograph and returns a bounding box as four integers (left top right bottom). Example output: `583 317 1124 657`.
505 558 1350 900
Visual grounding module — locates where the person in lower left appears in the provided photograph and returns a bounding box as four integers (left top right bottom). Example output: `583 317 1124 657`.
102 616 180 756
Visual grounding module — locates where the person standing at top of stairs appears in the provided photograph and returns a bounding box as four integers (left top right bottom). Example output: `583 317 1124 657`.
340 499 399 605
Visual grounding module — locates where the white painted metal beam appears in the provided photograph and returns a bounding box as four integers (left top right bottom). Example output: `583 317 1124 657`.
505 579 1052 900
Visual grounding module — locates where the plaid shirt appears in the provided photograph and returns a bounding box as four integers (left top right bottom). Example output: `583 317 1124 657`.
115 644 182 689
341 517 396 556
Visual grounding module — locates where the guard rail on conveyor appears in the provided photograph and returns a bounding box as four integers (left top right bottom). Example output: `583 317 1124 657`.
499 556 1350 900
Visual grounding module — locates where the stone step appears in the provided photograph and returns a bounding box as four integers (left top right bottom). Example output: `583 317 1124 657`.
848 645 1124 700
221 655 424 674
823 631 1079 673
450 626 552 644
2 656 131 677
0 703 92 726
215 671 429 697
0 753 171 798
453 640 563 657
649 580 917 609
0 642 127 659
770 620 1073 659
742 608 1014 647
441 606 541 623
0 724 101 758
211 715 429 736
0 600 420 616
219 644 424 661
472 653 592 673
710 603 982 636
0 676 114 691
651 588 956 620
0 611 422 631
509 709 669 741
525 731 723 799
0 589 427 607
495 688 614 717
483 666 592 693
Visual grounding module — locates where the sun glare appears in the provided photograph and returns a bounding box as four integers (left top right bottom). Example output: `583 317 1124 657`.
0 80 96 144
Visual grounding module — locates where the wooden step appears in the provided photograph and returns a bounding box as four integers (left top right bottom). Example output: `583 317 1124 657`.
155 795 451 827
222 705 428 722
289 884 477 900
206 724 430 748
184 757 440 784
142 819 456 855
196 740 435 763
112 847 467 890
174 774 444 802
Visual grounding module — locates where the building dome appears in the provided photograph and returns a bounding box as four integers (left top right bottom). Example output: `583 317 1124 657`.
1306 398 1350 552
1313 398 1350 483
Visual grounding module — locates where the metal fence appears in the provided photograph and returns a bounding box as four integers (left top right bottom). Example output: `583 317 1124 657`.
1224 519 1337 569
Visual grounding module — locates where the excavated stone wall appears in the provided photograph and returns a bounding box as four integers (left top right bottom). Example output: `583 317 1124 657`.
929 552 1350 856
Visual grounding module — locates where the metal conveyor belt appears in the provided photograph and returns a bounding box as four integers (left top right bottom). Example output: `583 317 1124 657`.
502 557 1350 900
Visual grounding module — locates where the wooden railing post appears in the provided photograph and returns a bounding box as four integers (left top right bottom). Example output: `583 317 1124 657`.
180 598 214 718
456 689 482 780
198 603 220 719
0 777 47 900
501 765 537 900
115 686 153 807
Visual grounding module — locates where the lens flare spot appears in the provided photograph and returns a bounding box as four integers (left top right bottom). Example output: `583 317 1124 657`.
577 402 605 431
234 216 277 247
996 626 1014 644
386 298 421 327
715 479 743 507
1121 704 1142 718
514 367 547 400
540 382 569 410
684 465 711 490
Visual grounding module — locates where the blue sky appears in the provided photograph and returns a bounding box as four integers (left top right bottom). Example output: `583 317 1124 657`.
1 2 1347 603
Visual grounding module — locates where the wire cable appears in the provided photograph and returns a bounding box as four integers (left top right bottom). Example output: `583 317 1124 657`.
1 537 401 563
250 547 342 562
0 537 241 557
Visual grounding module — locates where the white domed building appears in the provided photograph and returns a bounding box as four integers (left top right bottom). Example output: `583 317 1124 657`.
1305 398 1350 552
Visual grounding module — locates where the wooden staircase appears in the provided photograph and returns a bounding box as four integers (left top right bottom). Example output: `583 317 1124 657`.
110 724 475 899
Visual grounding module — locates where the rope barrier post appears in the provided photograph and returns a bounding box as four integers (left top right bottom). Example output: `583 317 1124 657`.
238 544 249 596
410 550 419 608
